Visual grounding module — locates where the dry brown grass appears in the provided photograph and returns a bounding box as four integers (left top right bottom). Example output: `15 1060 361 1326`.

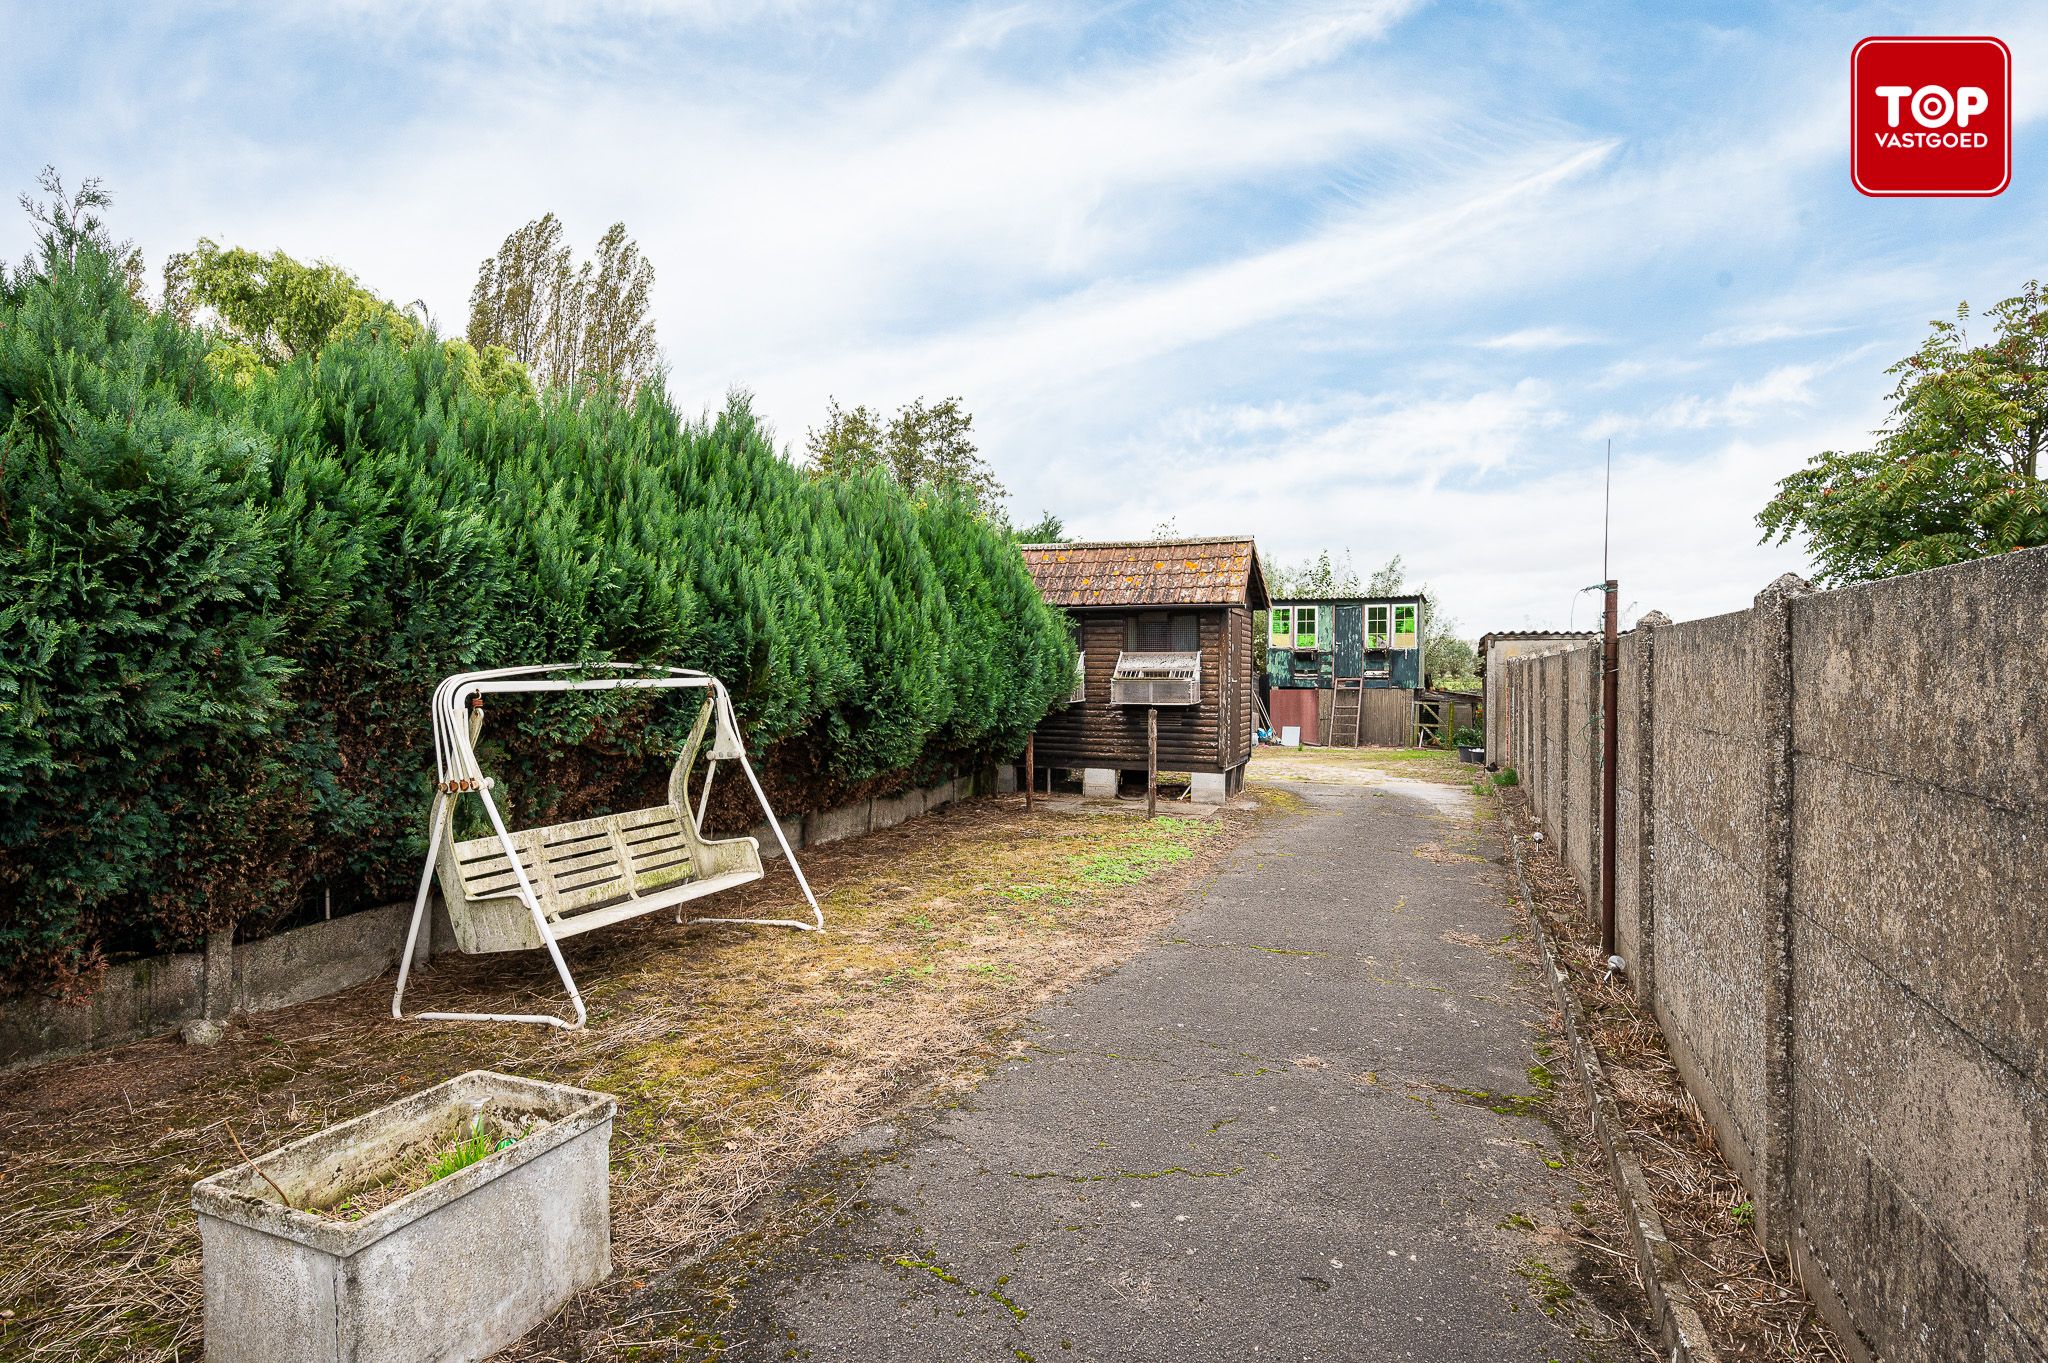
1496 789 1848 1363
0 794 1270 1363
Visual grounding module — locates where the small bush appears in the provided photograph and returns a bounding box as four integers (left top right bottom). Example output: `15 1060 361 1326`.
1491 767 1520 788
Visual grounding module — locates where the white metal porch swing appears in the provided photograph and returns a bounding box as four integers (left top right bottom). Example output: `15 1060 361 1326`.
391 663 822 1029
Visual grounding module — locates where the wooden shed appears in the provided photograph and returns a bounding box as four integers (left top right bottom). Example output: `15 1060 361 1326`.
1020 537 1269 803
1265 593 1427 746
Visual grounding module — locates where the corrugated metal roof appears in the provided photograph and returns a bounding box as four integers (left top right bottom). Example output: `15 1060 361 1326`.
1021 537 1267 610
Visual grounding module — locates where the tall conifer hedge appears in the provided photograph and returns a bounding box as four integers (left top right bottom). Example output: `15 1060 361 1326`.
0 243 1073 997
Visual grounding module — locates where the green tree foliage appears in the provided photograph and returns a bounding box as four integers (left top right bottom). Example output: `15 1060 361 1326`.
1759 284 2048 584
0 225 1072 999
164 238 530 398
164 240 406 363
1264 548 1362 598
1013 511 1067 543
466 213 660 392
11 166 145 302
806 396 1007 517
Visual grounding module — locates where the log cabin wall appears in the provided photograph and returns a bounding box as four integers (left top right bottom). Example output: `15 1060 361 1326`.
1018 537 1266 781
1030 608 1233 773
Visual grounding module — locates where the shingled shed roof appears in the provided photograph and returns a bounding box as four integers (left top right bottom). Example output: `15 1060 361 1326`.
1020 537 1268 610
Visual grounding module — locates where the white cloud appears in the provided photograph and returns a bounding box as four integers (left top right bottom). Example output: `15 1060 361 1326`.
1651 363 1819 429
1586 364 1820 439
1477 325 1601 351
1701 321 1844 347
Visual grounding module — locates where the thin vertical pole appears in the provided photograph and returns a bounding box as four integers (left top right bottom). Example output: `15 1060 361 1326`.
1146 708 1158 818
1600 578 1620 959
1024 734 1035 812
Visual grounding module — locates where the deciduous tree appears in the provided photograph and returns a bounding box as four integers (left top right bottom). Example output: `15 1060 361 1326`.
1759 283 2048 583
162 238 529 397
467 214 659 392
806 395 1007 517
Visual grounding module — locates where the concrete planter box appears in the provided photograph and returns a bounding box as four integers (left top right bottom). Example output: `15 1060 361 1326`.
193 1070 615 1363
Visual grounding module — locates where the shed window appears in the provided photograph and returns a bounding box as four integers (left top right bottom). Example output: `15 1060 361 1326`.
1365 604 1389 649
1293 605 1320 649
1269 607 1292 645
1393 604 1418 649
1128 612 1199 651
1071 650 1087 704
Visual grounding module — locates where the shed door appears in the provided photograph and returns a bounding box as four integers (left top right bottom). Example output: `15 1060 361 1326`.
1334 603 1364 679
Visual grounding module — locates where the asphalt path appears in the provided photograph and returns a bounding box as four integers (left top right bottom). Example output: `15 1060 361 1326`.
660 768 1616 1362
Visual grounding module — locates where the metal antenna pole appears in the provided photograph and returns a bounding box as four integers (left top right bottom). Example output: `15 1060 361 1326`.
1602 438 1612 583
1598 436 1620 963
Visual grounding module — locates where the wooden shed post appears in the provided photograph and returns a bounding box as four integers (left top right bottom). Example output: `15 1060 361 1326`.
1025 734 1035 812
1146 707 1158 817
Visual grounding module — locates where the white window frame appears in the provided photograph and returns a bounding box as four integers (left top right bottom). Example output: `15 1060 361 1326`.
1071 650 1087 704
1268 605 1292 645
1292 604 1320 649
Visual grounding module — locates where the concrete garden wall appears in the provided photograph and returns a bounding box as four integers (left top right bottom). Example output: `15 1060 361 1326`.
1 774 977 1072
1497 546 2048 1363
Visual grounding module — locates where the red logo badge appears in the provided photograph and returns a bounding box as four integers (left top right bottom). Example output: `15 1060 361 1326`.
1852 36 2010 197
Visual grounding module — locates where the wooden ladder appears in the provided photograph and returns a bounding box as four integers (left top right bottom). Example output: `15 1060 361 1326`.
1334 679 1365 747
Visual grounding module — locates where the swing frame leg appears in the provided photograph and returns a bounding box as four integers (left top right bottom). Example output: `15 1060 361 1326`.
683 752 825 933
391 786 590 1030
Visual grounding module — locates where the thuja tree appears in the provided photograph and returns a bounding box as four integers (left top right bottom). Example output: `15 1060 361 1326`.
0 239 1073 998
1759 283 2048 584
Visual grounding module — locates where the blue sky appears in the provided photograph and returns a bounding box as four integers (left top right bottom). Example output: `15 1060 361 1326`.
5 1 2043 634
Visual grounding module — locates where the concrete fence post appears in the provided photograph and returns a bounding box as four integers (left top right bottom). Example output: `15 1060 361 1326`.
1632 611 1670 1005
1751 572 1811 1252
202 928 234 1022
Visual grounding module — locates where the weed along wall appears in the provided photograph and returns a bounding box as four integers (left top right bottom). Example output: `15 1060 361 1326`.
1496 545 2048 1363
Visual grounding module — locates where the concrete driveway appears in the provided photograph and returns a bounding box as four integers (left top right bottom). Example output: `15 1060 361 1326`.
625 757 1633 1362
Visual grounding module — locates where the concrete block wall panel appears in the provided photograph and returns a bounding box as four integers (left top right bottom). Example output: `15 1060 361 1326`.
1791 548 2047 814
1647 609 1772 1192
1645 814 1773 1191
232 904 414 1015
0 950 208 1070
1791 917 2046 1363
1613 631 1649 987
870 786 928 832
1787 550 2048 1361
1564 642 1600 913
1541 651 1568 844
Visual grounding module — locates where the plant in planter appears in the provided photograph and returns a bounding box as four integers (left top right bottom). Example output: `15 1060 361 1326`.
193 1070 615 1363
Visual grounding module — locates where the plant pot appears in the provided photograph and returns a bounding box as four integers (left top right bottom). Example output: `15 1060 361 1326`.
1458 745 1484 764
193 1069 616 1363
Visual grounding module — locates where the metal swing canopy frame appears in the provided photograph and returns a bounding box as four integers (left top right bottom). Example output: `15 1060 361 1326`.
392 663 822 1030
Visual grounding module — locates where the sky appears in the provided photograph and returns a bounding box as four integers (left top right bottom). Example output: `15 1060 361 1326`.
4 0 2043 635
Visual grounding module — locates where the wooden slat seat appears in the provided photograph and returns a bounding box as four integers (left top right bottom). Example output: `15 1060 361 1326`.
439 803 765 953
433 692 768 955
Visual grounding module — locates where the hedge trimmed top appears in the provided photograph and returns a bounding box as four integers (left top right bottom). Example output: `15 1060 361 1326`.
0 240 1074 996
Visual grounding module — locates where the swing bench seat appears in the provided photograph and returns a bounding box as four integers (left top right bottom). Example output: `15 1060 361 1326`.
440 805 766 954
393 665 826 1031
